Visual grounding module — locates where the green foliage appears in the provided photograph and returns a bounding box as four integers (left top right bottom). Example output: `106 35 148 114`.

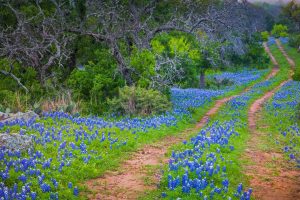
0 90 28 112
68 49 124 114
271 24 288 38
0 90 15 111
151 32 202 88
107 86 171 116
261 31 270 41
130 48 156 88
0 58 43 110
206 77 234 90
293 71 300 81
282 44 300 82
230 34 270 68
288 34 300 48
281 1 300 33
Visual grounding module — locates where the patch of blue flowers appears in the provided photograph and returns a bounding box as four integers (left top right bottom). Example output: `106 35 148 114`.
161 119 252 199
279 37 289 44
267 37 276 46
264 81 300 167
160 69 286 199
267 37 288 46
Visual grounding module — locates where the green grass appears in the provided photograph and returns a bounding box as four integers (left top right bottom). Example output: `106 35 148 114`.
282 44 300 81
257 45 300 167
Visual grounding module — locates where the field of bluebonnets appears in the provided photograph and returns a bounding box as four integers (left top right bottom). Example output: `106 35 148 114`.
140 39 300 199
1 39 300 200
0 68 268 199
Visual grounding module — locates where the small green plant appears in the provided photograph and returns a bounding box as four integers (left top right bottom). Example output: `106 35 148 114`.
288 34 300 49
261 31 270 41
293 71 300 81
107 86 171 116
271 24 288 38
297 103 300 121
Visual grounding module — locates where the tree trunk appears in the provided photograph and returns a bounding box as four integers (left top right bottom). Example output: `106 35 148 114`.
110 40 134 85
199 71 205 89
39 67 46 87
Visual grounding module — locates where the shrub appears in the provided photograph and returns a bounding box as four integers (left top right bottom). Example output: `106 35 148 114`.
271 24 288 38
288 34 300 49
0 90 28 112
107 86 171 116
67 49 124 114
292 71 300 81
261 31 270 41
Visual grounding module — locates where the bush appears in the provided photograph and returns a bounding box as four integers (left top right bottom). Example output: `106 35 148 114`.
67 49 124 114
0 90 28 112
107 86 171 116
206 77 234 90
288 34 300 49
261 31 270 41
271 24 288 38
292 71 300 81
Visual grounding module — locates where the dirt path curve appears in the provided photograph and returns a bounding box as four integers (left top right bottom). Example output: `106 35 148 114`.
245 41 300 200
85 43 280 200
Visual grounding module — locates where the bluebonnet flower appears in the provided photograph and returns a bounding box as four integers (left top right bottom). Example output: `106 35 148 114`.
161 192 167 198
18 174 27 183
73 186 79 196
40 183 51 192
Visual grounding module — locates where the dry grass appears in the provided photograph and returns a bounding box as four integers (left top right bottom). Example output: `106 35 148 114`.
41 91 81 114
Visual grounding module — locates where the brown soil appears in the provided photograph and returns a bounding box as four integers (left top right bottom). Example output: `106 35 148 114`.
245 41 300 200
84 42 284 200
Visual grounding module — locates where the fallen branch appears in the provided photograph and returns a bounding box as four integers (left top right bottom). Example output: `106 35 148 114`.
0 69 29 93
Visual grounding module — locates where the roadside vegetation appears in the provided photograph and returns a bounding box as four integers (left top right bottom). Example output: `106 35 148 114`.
0 0 300 200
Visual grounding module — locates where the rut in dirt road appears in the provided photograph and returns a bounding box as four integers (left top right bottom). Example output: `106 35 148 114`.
245 41 300 200
84 43 280 200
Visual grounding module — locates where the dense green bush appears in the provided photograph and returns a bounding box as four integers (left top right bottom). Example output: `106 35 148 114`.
271 24 288 38
107 86 171 116
67 49 124 114
261 31 270 41
288 34 300 49
230 34 270 68
292 71 300 81
151 32 201 89
0 90 28 112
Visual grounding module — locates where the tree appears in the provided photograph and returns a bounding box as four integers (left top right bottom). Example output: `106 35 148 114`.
261 31 270 41
0 0 271 92
271 24 288 38
281 0 300 32
0 1 72 86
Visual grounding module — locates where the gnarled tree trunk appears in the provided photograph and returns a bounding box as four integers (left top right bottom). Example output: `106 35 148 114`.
199 71 205 89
